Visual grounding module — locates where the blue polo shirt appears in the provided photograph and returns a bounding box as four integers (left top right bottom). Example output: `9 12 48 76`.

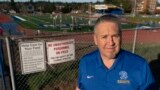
78 49 158 90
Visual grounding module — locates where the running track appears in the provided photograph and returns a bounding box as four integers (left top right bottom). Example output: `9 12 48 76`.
23 29 160 44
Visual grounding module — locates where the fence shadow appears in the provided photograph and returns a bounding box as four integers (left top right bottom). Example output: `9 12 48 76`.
149 53 160 88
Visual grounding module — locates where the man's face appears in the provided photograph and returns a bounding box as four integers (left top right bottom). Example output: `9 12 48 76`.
94 21 121 60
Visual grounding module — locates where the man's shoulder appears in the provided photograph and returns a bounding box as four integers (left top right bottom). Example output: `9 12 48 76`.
121 49 147 64
80 49 99 62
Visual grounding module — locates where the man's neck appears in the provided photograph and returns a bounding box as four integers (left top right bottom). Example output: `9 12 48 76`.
102 58 115 69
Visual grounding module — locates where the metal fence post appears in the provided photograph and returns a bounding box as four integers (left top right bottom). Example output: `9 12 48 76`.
0 39 7 90
5 37 16 90
132 24 138 53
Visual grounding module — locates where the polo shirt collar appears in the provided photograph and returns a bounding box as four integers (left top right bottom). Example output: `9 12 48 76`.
110 50 123 70
96 49 123 70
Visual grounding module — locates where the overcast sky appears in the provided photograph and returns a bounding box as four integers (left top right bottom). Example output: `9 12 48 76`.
0 0 104 2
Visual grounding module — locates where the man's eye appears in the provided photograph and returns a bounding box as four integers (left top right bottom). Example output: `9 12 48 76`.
113 34 119 38
102 36 107 38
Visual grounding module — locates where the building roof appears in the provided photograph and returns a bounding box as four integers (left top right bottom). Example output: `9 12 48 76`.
94 4 117 10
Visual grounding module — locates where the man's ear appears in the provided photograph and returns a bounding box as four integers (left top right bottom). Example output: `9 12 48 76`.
94 34 97 45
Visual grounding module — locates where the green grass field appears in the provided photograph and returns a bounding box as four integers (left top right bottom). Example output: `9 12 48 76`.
12 14 142 32
13 14 160 32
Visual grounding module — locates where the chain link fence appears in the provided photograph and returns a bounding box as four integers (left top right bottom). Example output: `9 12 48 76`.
0 29 160 90
3 33 96 90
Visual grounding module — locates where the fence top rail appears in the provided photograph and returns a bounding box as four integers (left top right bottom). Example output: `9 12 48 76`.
10 32 93 40
1 27 160 40
0 36 10 39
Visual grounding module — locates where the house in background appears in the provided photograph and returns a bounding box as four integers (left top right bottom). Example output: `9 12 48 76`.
134 0 157 14
94 4 124 15
27 3 34 13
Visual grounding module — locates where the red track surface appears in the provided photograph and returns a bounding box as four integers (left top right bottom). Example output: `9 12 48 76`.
0 13 12 23
57 30 160 44
57 29 160 44
16 29 160 44
122 29 160 44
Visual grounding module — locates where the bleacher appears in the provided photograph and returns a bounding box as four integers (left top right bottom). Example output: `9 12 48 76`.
0 22 22 36
0 13 22 36
0 13 11 23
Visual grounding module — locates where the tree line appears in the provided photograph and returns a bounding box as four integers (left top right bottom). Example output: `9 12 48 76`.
0 0 133 14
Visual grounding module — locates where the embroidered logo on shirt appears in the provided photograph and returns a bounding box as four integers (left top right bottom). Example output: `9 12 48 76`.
117 71 130 84
87 75 94 79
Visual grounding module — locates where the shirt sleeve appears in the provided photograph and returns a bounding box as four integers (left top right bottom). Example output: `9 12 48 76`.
77 58 86 90
140 61 158 90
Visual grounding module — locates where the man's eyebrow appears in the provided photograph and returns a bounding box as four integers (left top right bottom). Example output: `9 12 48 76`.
99 34 108 36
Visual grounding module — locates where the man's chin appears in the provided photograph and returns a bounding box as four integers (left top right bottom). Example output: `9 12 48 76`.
106 53 116 59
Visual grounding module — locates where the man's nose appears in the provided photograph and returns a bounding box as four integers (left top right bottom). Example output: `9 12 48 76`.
107 37 114 45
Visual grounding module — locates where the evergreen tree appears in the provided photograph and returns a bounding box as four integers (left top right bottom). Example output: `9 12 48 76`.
10 0 19 12
104 0 132 13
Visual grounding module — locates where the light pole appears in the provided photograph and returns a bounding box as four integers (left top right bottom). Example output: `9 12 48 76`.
133 0 137 17
71 16 74 30
53 16 55 29
60 13 62 30
88 2 92 26
132 24 138 53
120 3 123 9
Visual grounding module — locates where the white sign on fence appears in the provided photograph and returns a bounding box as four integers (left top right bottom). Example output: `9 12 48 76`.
19 41 46 74
46 39 75 64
